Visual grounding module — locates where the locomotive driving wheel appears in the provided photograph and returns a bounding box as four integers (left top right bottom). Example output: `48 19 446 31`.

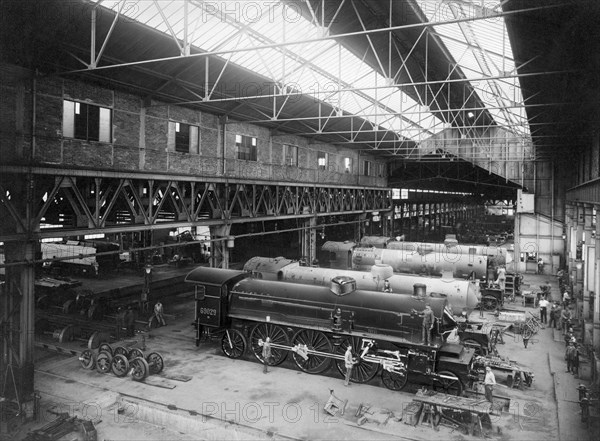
482 295 498 311
334 336 379 384
291 329 332 374
433 370 463 396
381 368 408 391
250 323 289 366
221 329 247 359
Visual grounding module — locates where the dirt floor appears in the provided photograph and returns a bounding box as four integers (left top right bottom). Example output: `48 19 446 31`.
2 270 598 441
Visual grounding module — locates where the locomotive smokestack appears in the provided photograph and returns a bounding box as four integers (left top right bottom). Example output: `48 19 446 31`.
413 283 427 298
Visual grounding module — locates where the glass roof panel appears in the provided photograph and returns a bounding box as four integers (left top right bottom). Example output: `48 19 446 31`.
91 0 531 144
415 0 530 139
92 0 441 143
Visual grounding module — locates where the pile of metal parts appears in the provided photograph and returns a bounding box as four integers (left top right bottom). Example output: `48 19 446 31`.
35 314 112 349
472 355 534 389
22 411 96 441
79 343 164 382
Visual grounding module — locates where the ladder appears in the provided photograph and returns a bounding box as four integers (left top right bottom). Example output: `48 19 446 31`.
504 273 516 299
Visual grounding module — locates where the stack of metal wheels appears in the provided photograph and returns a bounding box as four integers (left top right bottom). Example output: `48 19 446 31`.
79 343 164 381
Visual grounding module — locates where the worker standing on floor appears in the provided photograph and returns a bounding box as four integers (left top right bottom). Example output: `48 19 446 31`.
566 342 576 374
153 301 166 327
484 366 496 403
538 296 549 324
262 337 272 374
561 307 572 334
124 305 135 337
344 345 356 386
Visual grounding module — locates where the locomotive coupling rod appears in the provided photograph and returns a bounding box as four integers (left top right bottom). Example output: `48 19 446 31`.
269 343 403 366
436 373 460 380
269 343 346 361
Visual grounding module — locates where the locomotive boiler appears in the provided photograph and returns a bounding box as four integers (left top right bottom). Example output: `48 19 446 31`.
322 241 488 279
386 241 511 266
356 235 512 267
243 256 480 312
186 266 476 394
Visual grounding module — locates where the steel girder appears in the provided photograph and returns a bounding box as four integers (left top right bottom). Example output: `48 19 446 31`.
0 169 391 242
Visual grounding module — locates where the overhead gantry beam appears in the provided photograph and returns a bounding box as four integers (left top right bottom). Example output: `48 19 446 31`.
0 167 392 242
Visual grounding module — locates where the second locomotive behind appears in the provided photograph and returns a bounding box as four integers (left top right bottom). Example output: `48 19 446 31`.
322 241 489 280
243 256 480 312
186 267 477 394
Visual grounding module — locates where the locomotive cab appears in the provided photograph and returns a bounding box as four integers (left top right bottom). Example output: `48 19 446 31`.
185 267 250 346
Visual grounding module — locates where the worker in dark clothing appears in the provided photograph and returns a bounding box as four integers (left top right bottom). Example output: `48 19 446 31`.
382 279 392 293
124 306 135 337
418 304 435 346
548 303 558 329
116 307 125 340
571 344 580 378
553 304 562 330
566 342 576 373
561 308 572 334
154 301 166 327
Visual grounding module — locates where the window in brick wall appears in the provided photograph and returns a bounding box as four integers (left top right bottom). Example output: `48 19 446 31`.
173 122 199 153
63 100 112 142
284 144 298 166
318 151 328 170
236 134 257 161
344 157 352 173
363 160 371 176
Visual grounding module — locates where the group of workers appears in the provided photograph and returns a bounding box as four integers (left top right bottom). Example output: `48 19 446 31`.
116 299 167 339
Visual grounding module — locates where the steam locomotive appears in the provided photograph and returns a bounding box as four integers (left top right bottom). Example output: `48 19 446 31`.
186 266 477 393
322 241 489 279
243 256 480 312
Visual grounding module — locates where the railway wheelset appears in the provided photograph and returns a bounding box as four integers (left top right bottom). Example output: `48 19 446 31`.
79 344 164 381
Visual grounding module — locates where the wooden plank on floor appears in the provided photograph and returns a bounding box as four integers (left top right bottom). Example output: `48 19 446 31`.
159 373 192 382
143 376 177 389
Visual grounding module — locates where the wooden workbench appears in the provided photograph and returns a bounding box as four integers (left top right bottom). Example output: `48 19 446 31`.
412 389 492 437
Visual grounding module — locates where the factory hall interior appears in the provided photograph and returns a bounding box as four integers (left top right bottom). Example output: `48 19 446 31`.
1 0 600 440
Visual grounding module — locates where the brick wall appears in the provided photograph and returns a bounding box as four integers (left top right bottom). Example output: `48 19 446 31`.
1 65 387 187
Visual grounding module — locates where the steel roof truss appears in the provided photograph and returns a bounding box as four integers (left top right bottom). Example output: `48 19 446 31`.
90 0 126 68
